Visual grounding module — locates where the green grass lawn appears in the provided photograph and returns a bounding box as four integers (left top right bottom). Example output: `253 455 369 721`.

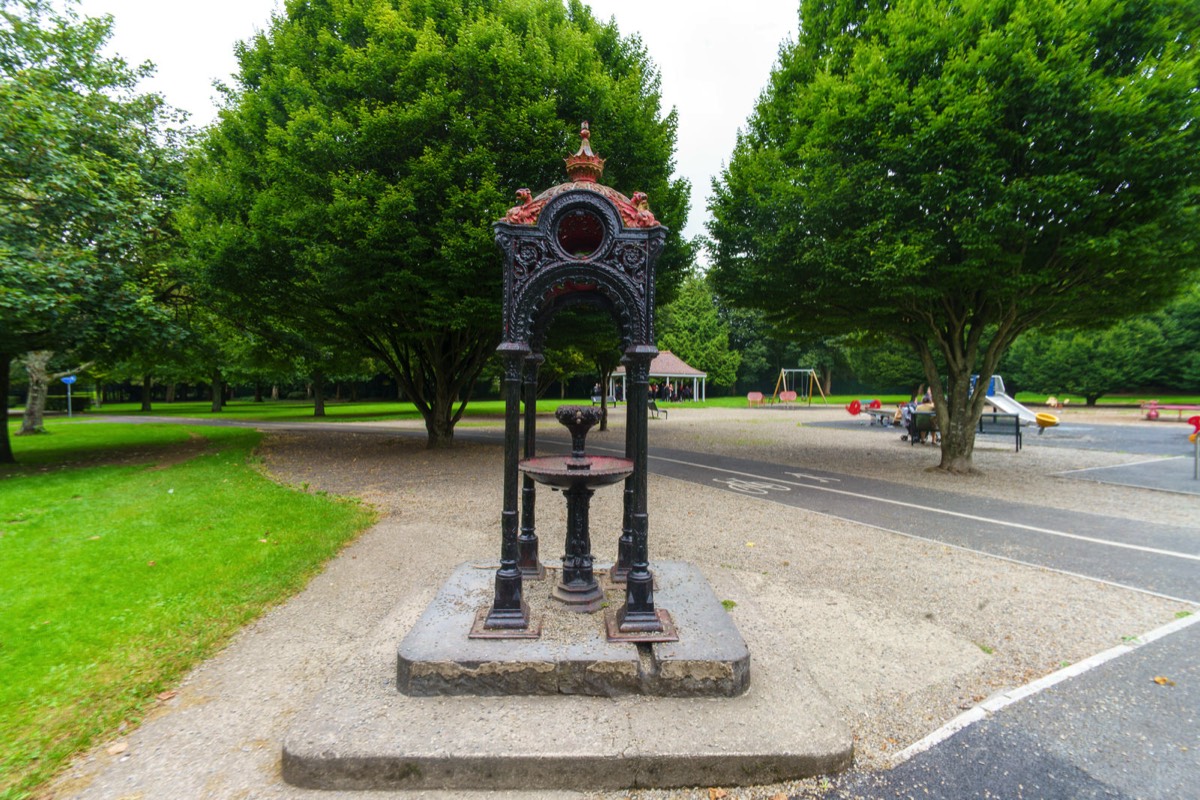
0 421 376 800
86 397 586 423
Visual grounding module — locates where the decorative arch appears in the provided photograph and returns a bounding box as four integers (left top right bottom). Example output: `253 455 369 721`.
498 187 661 350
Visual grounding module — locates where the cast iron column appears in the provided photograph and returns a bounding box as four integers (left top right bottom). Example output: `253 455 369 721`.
616 346 663 631
485 343 531 628
518 353 545 579
612 355 635 583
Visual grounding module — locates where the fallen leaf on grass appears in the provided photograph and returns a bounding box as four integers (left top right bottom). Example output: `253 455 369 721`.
156 690 178 702
745 541 755 548
106 742 128 756
1153 676 1176 686
708 789 728 800
770 794 789 800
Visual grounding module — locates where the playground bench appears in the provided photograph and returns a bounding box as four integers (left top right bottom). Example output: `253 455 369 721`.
1142 400 1200 421
909 411 1022 451
779 390 798 406
747 391 764 407
977 411 1022 452
648 399 667 420
908 411 938 446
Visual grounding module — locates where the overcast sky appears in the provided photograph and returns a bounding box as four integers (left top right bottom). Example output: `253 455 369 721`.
74 0 801 242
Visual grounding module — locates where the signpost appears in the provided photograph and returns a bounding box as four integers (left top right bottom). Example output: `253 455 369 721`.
61 375 76 418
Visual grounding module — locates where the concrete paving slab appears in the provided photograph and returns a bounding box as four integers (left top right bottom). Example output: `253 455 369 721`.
397 561 749 697
283 562 851 791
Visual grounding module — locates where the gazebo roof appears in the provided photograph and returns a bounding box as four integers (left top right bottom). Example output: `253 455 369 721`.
614 350 706 378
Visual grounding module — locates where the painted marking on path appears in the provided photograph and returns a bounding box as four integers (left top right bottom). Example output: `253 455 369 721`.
783 471 841 484
711 478 792 496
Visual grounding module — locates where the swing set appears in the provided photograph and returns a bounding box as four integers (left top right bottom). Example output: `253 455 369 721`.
772 368 829 405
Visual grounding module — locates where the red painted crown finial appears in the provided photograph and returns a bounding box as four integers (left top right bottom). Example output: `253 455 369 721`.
565 121 605 183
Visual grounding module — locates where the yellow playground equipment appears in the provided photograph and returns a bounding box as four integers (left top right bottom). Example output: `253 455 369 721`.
772 368 829 405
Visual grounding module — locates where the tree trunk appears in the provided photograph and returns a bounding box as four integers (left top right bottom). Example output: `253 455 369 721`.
19 351 52 435
1086 395 1099 406
141 374 153 412
210 370 224 412
312 370 326 417
271 384 279 400
598 367 614 431
0 353 14 463
914 341 981 474
253 382 263 402
166 383 176 403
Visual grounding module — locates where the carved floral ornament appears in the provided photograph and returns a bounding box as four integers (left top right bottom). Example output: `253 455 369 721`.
503 122 660 229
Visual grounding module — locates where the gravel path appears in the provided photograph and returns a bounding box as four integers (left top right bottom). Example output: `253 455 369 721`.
46 408 1195 800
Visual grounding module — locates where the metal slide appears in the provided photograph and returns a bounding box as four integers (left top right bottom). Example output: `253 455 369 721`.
986 390 1039 425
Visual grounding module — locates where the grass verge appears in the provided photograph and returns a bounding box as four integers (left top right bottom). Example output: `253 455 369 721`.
0 421 376 799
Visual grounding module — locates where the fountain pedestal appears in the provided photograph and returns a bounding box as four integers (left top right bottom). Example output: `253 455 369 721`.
519 406 633 614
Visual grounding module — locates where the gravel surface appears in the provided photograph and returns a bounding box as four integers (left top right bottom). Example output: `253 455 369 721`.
46 408 1194 800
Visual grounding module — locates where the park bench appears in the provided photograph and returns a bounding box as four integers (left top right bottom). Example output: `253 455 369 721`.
648 398 667 420
591 395 619 407
910 410 1022 451
747 391 764 407
908 411 938 445
977 411 1022 452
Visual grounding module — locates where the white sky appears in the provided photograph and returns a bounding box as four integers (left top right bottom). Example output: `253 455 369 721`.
74 0 801 242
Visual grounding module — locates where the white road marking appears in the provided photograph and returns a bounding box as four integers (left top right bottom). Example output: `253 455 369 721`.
1057 455 1184 475
783 471 841 484
642 452 1200 563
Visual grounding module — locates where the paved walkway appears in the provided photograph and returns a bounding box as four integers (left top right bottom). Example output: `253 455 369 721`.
75 414 1200 798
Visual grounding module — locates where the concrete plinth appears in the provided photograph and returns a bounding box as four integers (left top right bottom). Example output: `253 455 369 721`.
282 561 853 791
397 560 748 697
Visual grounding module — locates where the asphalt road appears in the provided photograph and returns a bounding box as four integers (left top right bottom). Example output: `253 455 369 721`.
828 619 1200 800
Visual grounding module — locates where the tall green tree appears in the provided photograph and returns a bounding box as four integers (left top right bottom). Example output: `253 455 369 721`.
1002 319 1169 404
1157 283 1200 392
658 273 740 389
0 0 178 461
710 0 1200 472
184 0 689 447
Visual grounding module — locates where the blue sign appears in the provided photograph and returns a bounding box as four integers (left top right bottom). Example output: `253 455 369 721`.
61 375 77 385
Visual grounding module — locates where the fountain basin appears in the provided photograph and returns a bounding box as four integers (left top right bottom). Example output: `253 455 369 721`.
519 455 633 488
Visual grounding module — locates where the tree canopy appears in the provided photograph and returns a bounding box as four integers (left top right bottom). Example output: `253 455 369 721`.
709 0 1200 471
184 0 690 447
658 273 740 389
1 0 178 461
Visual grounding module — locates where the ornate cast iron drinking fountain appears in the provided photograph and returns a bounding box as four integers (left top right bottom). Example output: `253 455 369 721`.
482 121 673 640
392 123 745 698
